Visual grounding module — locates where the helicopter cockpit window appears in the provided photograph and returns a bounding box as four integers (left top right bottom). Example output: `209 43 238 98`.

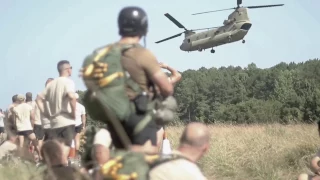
240 23 252 31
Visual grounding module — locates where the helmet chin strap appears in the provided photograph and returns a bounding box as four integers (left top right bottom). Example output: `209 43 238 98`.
143 36 147 48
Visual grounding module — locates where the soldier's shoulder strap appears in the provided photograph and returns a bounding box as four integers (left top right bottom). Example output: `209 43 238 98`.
149 153 191 170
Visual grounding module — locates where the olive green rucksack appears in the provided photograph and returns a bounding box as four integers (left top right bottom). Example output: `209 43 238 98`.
81 125 101 169
81 43 143 123
100 150 187 180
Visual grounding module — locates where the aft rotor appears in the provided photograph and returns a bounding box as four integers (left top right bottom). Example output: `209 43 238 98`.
155 13 219 44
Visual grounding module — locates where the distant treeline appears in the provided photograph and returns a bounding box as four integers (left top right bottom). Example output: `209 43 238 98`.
78 58 320 125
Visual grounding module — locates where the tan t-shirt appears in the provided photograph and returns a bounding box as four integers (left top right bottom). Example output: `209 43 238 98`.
0 141 17 159
13 103 33 131
120 43 162 100
6 103 16 119
149 151 207 180
5 103 17 132
28 101 42 125
40 77 76 129
41 101 51 129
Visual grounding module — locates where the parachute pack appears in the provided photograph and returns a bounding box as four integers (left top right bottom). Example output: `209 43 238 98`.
80 43 162 148
81 43 143 123
98 150 187 180
82 127 186 180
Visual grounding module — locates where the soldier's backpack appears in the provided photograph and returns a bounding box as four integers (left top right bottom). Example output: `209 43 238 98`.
99 150 188 180
81 43 158 138
81 125 100 170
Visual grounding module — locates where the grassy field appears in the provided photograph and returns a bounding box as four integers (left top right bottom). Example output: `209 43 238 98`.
166 124 319 180
0 124 319 180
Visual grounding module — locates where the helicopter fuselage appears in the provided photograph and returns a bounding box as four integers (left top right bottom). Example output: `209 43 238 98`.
180 21 251 51
180 7 252 51
155 5 282 53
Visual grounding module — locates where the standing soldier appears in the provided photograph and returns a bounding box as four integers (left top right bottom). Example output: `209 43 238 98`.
0 109 5 142
36 60 77 157
74 92 86 158
12 94 41 159
81 6 174 153
41 78 54 141
26 92 44 145
5 95 18 139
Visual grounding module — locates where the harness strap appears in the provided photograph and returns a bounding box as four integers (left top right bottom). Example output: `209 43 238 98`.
133 114 153 135
133 98 157 135
149 153 191 169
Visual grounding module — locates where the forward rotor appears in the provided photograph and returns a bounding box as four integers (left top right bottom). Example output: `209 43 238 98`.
191 0 284 15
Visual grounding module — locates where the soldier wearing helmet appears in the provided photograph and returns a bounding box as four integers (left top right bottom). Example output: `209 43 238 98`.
107 6 174 152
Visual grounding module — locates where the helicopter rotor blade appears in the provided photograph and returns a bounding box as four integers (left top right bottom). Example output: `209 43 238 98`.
191 8 236 15
245 4 284 9
237 0 243 7
164 13 188 31
155 32 183 44
192 26 220 31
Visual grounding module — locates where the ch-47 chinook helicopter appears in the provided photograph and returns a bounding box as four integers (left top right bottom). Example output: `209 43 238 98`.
155 0 284 53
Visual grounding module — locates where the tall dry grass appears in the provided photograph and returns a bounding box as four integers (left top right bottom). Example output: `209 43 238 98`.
0 124 318 180
166 124 319 180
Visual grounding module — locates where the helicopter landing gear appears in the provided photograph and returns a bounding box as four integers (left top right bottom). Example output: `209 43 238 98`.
242 39 246 44
210 49 215 53
198 47 202 52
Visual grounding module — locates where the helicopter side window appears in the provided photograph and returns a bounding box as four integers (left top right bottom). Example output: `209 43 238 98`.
187 39 190 43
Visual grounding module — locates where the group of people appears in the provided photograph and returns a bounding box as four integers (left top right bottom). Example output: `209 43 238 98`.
0 62 87 164
2 5 320 180
0 5 213 180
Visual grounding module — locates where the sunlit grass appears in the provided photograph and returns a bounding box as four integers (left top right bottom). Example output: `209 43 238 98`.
1 124 319 180
166 124 319 180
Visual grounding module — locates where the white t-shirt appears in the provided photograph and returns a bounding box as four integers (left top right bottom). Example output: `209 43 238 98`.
40 77 76 129
41 101 51 129
13 103 33 131
28 101 42 125
0 141 17 159
0 113 4 127
149 150 207 180
75 102 86 126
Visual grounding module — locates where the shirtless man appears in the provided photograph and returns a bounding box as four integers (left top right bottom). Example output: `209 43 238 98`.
149 122 209 180
12 94 41 159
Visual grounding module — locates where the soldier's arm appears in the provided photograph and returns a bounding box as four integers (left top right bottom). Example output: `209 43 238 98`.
36 89 47 115
30 106 35 128
66 79 77 119
141 50 173 97
11 108 17 128
159 63 182 85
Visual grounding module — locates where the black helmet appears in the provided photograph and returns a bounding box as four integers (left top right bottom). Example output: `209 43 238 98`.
118 6 148 37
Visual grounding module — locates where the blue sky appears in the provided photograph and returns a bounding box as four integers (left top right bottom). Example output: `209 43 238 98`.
0 0 319 109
